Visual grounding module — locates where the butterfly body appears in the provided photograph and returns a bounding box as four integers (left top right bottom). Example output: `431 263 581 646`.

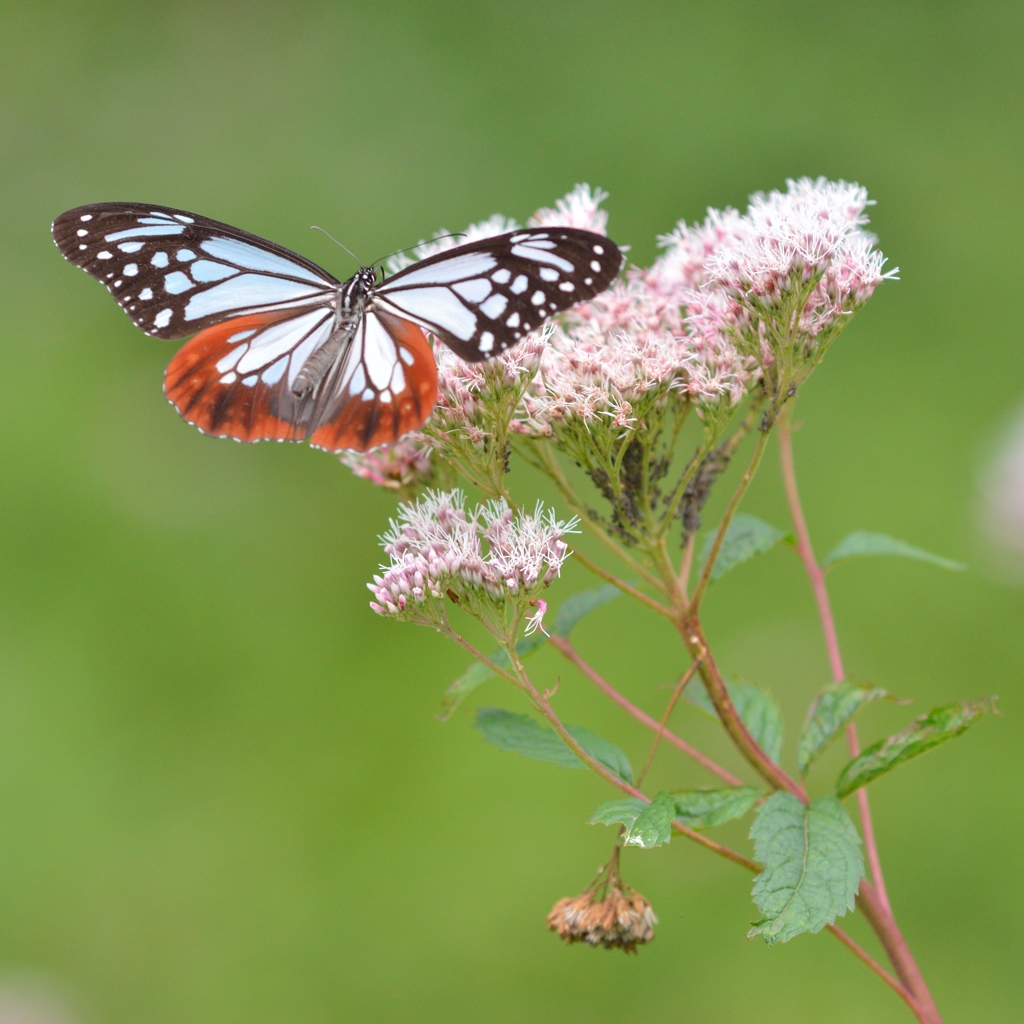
53 203 623 451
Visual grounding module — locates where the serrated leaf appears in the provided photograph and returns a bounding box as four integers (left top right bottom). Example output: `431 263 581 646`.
589 798 647 828
798 681 892 775
671 787 761 829
748 793 864 945
824 531 966 571
835 697 997 799
554 583 622 637
474 708 634 782
685 678 784 764
438 633 547 721
624 791 676 849
698 514 787 582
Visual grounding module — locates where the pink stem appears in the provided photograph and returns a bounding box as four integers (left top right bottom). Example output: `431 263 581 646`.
778 415 890 913
548 635 745 788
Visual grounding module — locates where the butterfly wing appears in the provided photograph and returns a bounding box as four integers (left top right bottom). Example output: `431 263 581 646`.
373 227 623 362
52 202 338 340
164 306 437 452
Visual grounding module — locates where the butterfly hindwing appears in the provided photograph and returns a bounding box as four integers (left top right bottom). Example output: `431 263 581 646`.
374 228 622 362
163 306 437 452
309 311 438 452
52 203 337 340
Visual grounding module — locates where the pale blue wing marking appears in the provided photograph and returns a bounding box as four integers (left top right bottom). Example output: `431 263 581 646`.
234 309 331 374
104 224 187 241
199 237 330 286
190 260 239 282
510 243 575 273
376 288 477 341
361 312 400 389
164 271 194 294
286 317 334 390
383 252 497 289
184 275 328 321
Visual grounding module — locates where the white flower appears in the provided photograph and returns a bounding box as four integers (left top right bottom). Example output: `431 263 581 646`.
368 490 578 620
528 183 609 235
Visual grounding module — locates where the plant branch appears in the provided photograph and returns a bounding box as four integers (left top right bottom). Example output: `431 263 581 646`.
690 426 772 610
826 924 920 1015
547 635 744 787
635 657 703 787
571 550 676 620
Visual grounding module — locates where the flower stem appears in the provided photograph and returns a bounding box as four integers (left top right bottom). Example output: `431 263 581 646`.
778 407 941 1024
547 635 744 787
689 425 772 610
777 406 890 910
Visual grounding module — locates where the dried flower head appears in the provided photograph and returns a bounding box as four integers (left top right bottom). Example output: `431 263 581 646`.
547 855 657 953
339 435 445 499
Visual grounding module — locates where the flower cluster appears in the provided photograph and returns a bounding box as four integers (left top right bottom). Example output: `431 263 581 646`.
547 882 657 953
368 489 578 634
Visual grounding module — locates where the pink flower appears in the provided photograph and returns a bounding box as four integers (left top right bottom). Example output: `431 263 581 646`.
339 436 435 493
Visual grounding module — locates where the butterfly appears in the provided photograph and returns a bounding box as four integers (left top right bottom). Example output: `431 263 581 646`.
52 203 624 452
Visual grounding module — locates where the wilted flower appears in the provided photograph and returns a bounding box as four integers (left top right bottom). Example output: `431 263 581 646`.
547 854 657 953
339 436 439 499
368 490 578 631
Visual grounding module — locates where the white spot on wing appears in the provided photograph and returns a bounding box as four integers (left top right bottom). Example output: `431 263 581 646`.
506 312 520 328
479 331 494 353
216 347 246 373
123 263 138 276
453 278 492 303
480 293 508 319
227 329 257 344
531 291 546 306
492 268 512 284
104 225 185 241
399 347 415 366
151 252 169 267
593 244 604 255
539 267 559 281
177 249 196 261
190 259 238 282
97 251 112 260
174 214 195 223
590 260 602 272
559 281 575 292
154 308 172 328
164 271 193 294
80 214 92 221
262 357 288 385
510 274 528 294
77 229 87 237
511 244 574 273
138 287 153 300
117 241 144 253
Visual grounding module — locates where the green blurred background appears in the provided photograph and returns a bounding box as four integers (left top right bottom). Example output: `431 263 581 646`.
1 2 1022 1021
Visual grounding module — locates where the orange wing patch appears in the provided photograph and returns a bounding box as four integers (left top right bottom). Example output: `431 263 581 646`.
310 313 438 453
164 311 308 443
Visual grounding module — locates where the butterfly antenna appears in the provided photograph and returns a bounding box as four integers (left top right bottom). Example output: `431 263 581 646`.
372 232 467 268
310 225 362 268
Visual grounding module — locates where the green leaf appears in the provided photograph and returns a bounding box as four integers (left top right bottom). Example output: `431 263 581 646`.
798 681 893 775
473 708 634 782
699 514 787 582
685 678 784 764
624 791 676 849
670 787 761 829
835 697 997 799
438 634 547 721
554 583 622 637
824 531 966 571
748 793 864 945
589 798 647 829
440 584 622 720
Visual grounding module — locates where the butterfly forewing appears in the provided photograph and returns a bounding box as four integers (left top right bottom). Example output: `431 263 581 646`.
52 202 337 340
375 228 623 362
